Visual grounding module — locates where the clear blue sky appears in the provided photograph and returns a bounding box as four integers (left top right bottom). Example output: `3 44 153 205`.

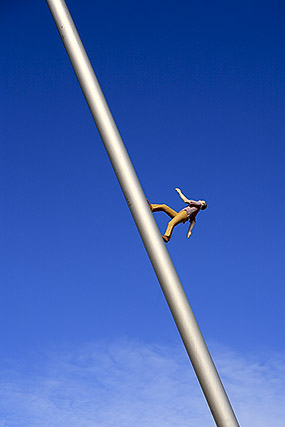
1 1 285 425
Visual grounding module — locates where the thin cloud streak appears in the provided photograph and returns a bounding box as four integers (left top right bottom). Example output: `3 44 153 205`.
0 340 284 426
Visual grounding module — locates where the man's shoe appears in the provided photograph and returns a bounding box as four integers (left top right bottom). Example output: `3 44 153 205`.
146 199 153 212
162 235 170 243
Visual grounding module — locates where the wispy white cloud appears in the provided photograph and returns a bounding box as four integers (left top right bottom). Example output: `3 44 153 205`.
0 340 284 426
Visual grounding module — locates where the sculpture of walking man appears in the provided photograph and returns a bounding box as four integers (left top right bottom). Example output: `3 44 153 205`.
148 188 207 243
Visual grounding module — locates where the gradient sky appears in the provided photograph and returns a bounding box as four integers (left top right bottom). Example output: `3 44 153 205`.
1 1 285 425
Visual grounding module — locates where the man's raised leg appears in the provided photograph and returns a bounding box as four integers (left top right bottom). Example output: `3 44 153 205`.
150 204 177 218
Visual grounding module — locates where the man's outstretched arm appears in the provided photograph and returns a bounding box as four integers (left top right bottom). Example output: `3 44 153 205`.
175 187 191 204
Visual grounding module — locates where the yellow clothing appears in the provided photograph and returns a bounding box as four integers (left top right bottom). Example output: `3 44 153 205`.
151 204 188 240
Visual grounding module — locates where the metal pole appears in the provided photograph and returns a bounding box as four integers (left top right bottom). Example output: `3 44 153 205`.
45 1 239 425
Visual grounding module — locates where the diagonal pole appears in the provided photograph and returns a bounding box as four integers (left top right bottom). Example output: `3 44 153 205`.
45 1 239 425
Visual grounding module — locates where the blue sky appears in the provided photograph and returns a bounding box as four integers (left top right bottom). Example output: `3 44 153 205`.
1 0 285 425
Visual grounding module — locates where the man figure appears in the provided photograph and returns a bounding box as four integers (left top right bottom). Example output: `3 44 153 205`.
148 188 207 243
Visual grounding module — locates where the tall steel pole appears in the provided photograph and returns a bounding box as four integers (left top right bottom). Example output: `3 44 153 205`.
45 1 239 425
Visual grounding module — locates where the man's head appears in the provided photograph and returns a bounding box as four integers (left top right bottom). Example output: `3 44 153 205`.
199 200 207 210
